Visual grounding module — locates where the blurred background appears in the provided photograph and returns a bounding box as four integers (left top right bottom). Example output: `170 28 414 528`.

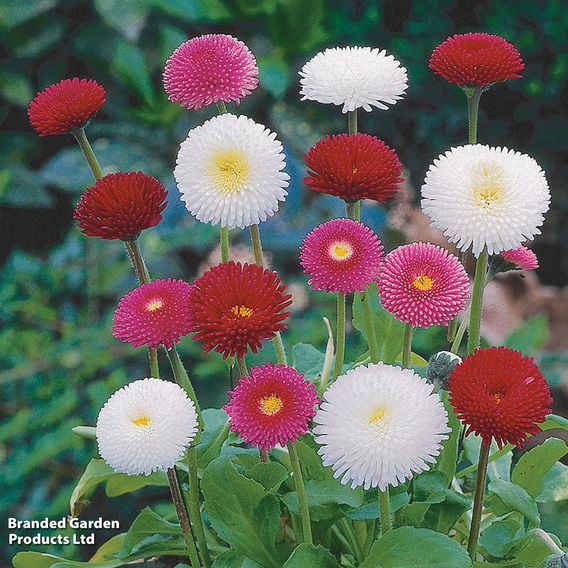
1 0 567 564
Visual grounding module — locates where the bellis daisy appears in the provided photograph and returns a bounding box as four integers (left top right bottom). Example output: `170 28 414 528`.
430 33 524 87
74 172 168 241
300 218 384 294
378 242 470 328
113 279 192 349
28 78 106 137
224 363 319 450
300 47 408 113
449 347 552 448
421 145 550 256
163 34 258 110
314 363 450 490
304 134 403 203
499 246 539 270
174 114 289 229
187 262 291 359
96 378 199 476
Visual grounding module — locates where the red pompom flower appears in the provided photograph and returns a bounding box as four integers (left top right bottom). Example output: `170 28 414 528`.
188 262 292 359
304 133 403 203
224 363 319 450
429 33 524 87
449 347 552 448
74 172 168 241
28 78 106 137
113 279 193 349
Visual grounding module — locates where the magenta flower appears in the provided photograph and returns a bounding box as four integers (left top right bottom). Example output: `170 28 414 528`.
499 246 539 270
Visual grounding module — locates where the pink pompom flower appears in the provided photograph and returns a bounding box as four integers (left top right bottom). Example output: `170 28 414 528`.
499 246 539 270
300 218 384 294
163 34 258 110
378 242 470 328
224 363 319 451
113 279 193 349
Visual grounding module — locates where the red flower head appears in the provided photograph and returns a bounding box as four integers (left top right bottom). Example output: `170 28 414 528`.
113 279 193 349
429 33 524 87
304 133 403 203
449 347 552 448
28 78 106 137
224 363 319 450
188 262 292 359
74 172 168 240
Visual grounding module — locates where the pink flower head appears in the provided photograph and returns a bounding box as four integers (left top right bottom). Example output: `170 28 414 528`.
113 279 192 349
224 363 319 450
163 34 258 110
499 246 539 270
378 242 470 327
300 218 384 294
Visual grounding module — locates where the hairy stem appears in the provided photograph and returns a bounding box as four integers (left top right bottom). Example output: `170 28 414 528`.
468 442 490 560
402 323 414 369
333 293 346 378
288 442 313 544
467 248 488 354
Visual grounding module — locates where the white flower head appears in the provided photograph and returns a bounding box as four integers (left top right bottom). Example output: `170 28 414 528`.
96 378 198 476
299 46 408 113
314 363 450 491
174 113 289 230
421 145 550 257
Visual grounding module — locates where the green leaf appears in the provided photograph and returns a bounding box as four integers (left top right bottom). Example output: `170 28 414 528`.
479 515 525 558
113 39 155 105
343 488 409 521
258 56 291 99
94 0 148 41
435 390 462 481
0 0 57 28
292 342 325 379
537 462 568 502
211 550 264 567
283 543 340 567
0 68 32 106
295 437 325 481
511 438 568 498
508 531 559 568
360 526 472 568
196 408 231 469
105 470 168 497
246 461 289 491
487 479 540 526
202 456 283 568
504 313 549 352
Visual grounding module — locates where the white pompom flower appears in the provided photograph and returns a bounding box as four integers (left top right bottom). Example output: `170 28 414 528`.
421 145 550 257
174 114 289 230
314 363 450 491
299 46 408 113
96 378 199 476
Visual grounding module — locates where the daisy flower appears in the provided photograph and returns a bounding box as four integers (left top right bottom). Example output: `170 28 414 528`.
421 145 550 256
28 78 106 137
304 134 403 203
224 363 319 450
299 47 408 113
187 261 291 359
499 246 539 270
174 114 289 229
74 172 168 241
96 378 199 475
430 33 524 87
314 363 450 490
300 218 384 294
113 279 192 350
378 242 470 328
163 34 258 110
449 347 552 448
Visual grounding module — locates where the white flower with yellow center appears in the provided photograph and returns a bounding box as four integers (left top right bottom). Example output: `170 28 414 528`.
299 46 408 113
421 145 550 256
96 378 198 476
174 114 289 229
314 363 450 490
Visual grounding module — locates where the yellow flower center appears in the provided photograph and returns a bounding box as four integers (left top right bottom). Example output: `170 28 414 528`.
329 241 353 261
231 305 253 318
259 394 283 416
412 274 434 291
145 299 163 312
369 407 386 424
132 416 151 427
210 149 249 194
472 162 505 211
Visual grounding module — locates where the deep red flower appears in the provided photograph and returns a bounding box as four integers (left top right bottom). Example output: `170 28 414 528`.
449 347 552 448
113 279 193 349
28 78 106 137
304 133 403 203
74 172 168 240
188 262 292 359
429 33 524 87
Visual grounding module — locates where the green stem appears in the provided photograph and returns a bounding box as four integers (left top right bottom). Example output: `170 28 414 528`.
341 518 363 563
124 239 151 284
236 356 248 378
362 290 380 364
402 324 414 369
73 128 104 180
167 468 202 566
450 311 469 355
363 519 376 556
466 87 483 145
216 101 227 114
379 488 392 534
220 227 230 263
467 248 488 354
346 200 360 221
287 442 312 544
149 348 159 377
467 442 490 561
348 109 358 135
333 293 346 379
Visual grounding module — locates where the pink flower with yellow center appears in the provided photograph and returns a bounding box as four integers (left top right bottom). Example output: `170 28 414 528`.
499 246 539 270
224 363 319 450
378 242 470 327
300 218 384 294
